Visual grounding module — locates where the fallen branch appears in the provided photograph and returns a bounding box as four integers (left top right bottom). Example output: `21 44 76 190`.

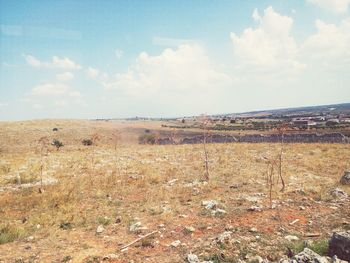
304 232 321 237
120 230 159 251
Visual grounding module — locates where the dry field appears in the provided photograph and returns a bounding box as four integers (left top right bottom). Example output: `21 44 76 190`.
0 120 349 263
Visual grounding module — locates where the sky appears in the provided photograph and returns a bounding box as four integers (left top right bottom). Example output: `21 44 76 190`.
0 0 350 120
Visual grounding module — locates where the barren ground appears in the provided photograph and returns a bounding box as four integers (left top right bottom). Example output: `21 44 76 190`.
0 120 349 263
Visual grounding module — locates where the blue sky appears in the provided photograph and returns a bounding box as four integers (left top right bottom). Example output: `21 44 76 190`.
1 0 350 120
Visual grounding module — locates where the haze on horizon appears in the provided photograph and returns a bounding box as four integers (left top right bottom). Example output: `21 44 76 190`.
1 0 350 121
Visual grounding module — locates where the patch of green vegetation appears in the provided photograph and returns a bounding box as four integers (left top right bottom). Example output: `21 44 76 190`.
288 239 329 256
97 216 111 226
204 254 237 263
0 224 25 244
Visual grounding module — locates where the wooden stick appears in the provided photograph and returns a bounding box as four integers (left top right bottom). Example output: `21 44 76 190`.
120 230 159 251
304 232 321 237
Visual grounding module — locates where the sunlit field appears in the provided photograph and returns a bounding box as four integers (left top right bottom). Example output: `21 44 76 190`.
0 120 349 262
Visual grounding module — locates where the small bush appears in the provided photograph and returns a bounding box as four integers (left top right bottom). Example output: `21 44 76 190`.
52 139 64 150
97 216 111 226
82 139 93 146
59 222 72 230
52 128 58 131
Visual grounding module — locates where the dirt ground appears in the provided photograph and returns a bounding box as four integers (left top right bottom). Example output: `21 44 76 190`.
0 120 349 263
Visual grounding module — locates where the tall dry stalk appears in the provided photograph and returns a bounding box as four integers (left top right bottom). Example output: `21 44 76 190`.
200 116 211 181
277 123 288 192
111 130 121 183
37 136 49 193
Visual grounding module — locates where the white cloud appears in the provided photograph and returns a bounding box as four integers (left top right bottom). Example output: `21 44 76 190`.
56 72 74 81
27 82 85 111
307 0 350 14
86 67 100 78
301 18 350 65
51 56 81 70
24 55 41 67
230 6 304 72
31 83 69 96
115 49 124 59
23 54 81 70
104 44 231 96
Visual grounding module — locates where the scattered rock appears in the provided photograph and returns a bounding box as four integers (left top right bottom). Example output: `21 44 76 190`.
217 231 232 244
280 248 338 263
96 225 104 234
330 188 348 200
26 236 34 242
187 253 200 263
249 227 258 233
294 248 327 262
284 235 299 242
248 205 263 212
211 208 227 216
202 200 218 210
184 226 196 233
340 171 350 185
170 240 181 248
129 221 142 232
328 231 350 261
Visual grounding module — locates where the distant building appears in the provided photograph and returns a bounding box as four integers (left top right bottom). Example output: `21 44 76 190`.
292 119 317 129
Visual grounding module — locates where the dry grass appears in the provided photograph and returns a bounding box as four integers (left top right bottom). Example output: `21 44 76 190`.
0 120 349 262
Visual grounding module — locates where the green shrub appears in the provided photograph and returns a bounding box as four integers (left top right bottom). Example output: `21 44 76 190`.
0 224 25 244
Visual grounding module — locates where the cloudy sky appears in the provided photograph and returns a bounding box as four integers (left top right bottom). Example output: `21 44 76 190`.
1 0 350 120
